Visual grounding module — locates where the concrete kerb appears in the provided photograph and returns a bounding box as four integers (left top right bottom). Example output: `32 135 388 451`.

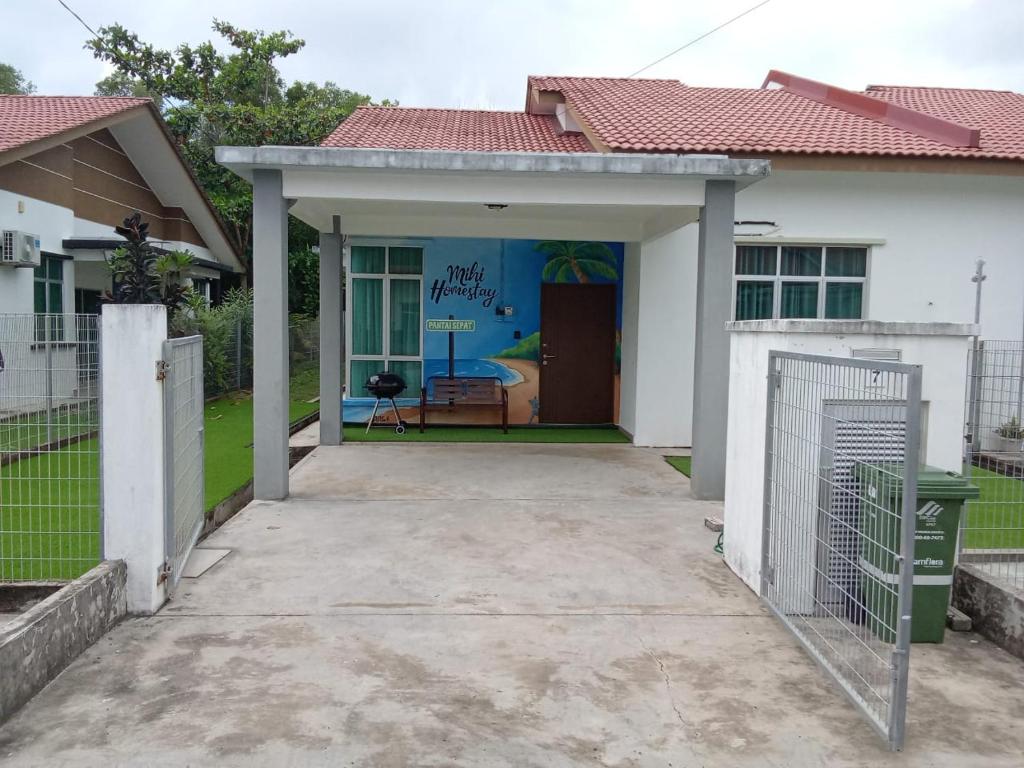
0 561 127 724
953 563 1024 660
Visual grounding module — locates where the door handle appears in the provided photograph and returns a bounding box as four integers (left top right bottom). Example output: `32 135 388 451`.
542 353 557 360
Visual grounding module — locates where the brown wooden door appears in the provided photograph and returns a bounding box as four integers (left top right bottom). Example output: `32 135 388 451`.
539 283 616 424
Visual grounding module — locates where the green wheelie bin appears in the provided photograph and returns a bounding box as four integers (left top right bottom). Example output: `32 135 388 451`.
854 463 979 643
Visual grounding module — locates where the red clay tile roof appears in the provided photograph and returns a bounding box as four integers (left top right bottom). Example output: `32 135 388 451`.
865 86 1024 158
0 95 150 155
321 106 594 153
320 76 1024 162
529 75 1024 160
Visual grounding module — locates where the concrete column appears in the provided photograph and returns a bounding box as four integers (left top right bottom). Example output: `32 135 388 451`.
252 169 289 499
691 180 736 500
319 219 343 445
101 304 167 614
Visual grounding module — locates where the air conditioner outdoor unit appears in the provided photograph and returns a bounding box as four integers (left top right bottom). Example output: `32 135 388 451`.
0 230 42 268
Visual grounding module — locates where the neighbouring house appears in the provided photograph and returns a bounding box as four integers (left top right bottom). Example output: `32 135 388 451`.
0 95 244 318
216 70 1024 500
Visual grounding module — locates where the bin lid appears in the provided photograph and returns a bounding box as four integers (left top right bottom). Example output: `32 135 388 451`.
854 463 981 500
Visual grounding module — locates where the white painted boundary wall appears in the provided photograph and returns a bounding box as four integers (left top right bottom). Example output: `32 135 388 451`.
723 319 976 593
101 304 168 614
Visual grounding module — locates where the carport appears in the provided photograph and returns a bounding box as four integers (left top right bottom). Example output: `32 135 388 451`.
215 146 770 501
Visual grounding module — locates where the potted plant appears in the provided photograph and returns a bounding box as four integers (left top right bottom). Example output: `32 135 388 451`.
994 417 1024 453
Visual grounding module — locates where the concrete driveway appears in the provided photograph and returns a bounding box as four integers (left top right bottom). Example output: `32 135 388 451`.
1 443 1022 767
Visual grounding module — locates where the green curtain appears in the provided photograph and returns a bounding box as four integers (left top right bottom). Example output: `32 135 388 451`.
349 360 380 398
780 282 818 318
389 279 420 356
735 281 774 320
735 245 776 275
389 247 423 275
825 283 863 319
351 246 385 274
826 248 867 277
388 360 423 391
351 278 383 355
781 246 822 276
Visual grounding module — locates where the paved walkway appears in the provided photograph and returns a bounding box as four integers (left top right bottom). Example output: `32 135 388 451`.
1 443 1022 766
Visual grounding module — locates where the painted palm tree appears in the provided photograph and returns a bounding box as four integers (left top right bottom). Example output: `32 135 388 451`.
537 241 619 284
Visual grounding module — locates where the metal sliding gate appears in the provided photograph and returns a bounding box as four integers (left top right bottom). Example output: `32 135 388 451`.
161 336 204 591
762 351 922 750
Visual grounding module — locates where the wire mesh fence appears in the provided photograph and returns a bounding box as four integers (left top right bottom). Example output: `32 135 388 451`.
289 316 321 404
162 336 204 589
963 340 1024 590
170 310 320 404
0 313 102 582
762 351 921 750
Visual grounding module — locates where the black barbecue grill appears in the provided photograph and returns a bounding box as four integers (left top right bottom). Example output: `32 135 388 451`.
364 372 408 434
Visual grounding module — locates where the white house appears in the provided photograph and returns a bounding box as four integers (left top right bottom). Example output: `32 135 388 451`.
216 69 1024 501
0 95 244 316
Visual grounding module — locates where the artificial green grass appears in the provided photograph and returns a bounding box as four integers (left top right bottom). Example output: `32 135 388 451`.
0 438 101 581
665 455 692 477
204 391 320 511
1 389 319 582
0 403 100 453
344 425 630 443
962 466 1024 549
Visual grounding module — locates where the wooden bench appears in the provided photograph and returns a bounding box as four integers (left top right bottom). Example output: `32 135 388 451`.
420 376 509 433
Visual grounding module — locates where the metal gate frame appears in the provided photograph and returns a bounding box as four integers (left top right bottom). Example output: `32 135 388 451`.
161 335 205 591
761 351 922 751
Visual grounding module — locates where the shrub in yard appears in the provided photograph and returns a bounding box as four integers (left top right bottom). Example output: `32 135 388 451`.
171 287 254 396
105 212 195 314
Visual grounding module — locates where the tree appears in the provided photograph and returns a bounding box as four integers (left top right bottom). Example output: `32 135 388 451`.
94 71 163 109
0 62 35 94
87 20 389 271
287 246 320 316
537 241 619 284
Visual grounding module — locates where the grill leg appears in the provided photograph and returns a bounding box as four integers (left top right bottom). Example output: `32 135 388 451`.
388 397 404 425
365 398 381 434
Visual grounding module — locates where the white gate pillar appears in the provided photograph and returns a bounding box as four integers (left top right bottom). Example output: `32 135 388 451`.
252 169 290 499
319 217 343 445
691 179 736 500
101 304 168 614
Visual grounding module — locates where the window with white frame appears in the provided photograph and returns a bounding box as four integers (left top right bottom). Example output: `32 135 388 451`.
733 244 868 321
347 244 423 397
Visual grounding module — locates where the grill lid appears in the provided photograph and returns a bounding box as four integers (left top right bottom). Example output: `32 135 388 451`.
365 372 407 397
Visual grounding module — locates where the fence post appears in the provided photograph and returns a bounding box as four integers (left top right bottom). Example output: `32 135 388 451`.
235 318 243 391
101 304 168 614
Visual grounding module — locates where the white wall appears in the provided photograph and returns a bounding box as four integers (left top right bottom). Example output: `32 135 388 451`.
630 169 1024 448
722 321 976 594
628 225 699 446
619 243 641 437
736 171 1024 338
0 189 76 314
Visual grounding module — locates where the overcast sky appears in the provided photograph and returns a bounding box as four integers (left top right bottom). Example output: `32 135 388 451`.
4 0 1023 108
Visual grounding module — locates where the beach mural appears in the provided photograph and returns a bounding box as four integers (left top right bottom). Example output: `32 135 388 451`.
344 237 624 426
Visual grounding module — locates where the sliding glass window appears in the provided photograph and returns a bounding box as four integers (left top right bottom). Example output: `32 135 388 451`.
734 244 867 321
348 245 423 397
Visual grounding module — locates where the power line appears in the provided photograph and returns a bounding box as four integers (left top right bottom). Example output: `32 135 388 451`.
627 0 773 78
56 0 101 39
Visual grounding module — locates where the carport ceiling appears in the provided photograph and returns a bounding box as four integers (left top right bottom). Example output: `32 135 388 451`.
216 145 771 241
